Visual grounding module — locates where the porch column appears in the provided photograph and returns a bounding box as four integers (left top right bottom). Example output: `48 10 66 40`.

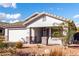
5 29 9 41
29 27 32 44
7 29 9 41
48 27 52 45
49 27 52 37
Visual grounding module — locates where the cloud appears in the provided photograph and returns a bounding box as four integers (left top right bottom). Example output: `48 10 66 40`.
6 13 21 19
1 20 6 22
0 13 6 19
57 8 64 10
9 20 20 23
73 15 79 19
0 12 21 23
0 13 21 19
0 3 16 8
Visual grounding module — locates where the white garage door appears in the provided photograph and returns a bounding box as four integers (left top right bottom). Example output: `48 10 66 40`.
9 29 29 42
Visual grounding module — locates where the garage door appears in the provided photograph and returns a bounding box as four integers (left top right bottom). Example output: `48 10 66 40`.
9 29 29 42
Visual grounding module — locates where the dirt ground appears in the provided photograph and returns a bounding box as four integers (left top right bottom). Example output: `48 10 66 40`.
16 44 79 56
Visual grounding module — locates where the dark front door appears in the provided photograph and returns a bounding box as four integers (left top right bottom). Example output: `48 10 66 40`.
34 27 49 44
34 28 43 43
42 28 49 37
42 27 49 45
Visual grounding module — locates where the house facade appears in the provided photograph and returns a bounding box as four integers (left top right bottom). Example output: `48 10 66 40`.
0 12 77 45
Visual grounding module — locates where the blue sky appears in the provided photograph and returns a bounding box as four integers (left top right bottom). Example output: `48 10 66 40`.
0 3 79 25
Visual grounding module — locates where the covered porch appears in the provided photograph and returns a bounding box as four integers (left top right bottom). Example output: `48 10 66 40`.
29 26 64 45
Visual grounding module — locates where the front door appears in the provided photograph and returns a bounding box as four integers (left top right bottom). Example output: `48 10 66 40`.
34 27 49 44
42 28 49 37
42 28 49 45
34 28 42 43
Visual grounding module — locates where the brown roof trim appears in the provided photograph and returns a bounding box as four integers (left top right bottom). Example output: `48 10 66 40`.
23 12 70 26
5 24 25 28
44 13 69 23
6 26 25 28
23 12 44 25
24 12 39 22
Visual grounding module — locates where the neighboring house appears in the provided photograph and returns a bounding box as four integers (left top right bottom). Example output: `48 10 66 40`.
0 12 77 45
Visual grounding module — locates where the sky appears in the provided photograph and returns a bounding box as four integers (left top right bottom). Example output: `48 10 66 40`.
0 3 79 26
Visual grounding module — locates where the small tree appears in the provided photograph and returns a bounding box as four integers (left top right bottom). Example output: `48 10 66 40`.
66 20 76 44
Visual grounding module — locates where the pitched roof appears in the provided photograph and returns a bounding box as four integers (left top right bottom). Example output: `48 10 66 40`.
23 12 71 25
24 12 39 22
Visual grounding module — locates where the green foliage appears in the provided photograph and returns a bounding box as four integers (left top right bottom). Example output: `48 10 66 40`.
0 39 8 48
77 27 79 31
51 26 63 37
65 22 76 43
53 32 60 37
0 42 8 48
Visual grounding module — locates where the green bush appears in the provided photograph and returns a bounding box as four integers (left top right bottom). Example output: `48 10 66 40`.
37 44 42 48
0 42 8 48
15 42 23 48
53 32 60 37
0 39 8 48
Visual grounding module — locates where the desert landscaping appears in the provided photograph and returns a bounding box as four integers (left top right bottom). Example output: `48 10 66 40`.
15 44 79 56
0 42 79 56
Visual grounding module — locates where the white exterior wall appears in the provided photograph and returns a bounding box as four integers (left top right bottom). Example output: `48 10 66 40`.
48 38 63 45
8 28 30 43
5 29 8 41
31 28 35 41
31 28 35 37
5 29 8 36
27 16 63 28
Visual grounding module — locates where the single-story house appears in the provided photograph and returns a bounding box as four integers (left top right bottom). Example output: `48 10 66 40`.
0 12 77 45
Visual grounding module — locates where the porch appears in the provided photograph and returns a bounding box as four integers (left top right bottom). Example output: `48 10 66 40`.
29 26 64 45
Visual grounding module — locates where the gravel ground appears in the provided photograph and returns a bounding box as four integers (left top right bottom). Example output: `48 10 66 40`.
15 44 79 56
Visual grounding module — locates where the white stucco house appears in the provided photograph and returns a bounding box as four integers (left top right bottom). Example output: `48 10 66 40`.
0 12 76 45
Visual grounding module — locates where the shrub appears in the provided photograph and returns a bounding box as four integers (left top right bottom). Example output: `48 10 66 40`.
15 42 23 48
0 42 8 48
37 44 42 48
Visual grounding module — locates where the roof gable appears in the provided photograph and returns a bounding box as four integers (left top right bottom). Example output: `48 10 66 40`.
26 15 64 27
23 12 70 26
